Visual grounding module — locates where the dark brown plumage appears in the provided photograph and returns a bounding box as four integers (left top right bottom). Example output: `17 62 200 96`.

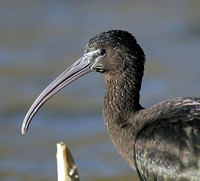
22 30 200 180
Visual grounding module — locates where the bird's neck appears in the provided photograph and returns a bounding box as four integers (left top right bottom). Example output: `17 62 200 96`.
103 70 142 124
103 70 143 169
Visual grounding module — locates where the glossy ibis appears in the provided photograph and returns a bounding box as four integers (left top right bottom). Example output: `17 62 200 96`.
22 30 200 180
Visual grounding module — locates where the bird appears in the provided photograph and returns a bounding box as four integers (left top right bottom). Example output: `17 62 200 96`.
21 30 200 180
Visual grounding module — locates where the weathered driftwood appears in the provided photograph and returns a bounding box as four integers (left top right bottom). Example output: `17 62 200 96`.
56 142 80 181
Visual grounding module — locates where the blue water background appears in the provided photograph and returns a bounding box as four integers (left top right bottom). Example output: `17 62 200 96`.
0 1 200 181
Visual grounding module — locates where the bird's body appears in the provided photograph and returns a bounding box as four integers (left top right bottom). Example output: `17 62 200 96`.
22 30 200 180
105 95 200 180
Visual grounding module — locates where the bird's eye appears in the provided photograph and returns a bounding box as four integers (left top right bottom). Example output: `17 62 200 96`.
99 49 106 56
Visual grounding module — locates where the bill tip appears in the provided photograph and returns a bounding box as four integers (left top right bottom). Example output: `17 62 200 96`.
21 126 27 134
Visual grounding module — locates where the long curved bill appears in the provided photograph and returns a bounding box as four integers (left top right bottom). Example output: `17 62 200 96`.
21 49 101 134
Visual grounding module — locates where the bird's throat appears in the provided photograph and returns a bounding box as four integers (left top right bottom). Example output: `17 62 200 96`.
103 72 142 124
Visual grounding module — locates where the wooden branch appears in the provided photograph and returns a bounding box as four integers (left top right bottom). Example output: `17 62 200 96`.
56 142 80 181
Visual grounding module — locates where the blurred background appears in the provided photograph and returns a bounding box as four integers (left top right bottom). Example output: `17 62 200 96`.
0 0 200 181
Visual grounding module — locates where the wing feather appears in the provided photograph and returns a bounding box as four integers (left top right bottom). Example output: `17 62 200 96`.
135 97 200 180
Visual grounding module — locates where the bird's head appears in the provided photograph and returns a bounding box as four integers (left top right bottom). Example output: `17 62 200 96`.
86 30 145 75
